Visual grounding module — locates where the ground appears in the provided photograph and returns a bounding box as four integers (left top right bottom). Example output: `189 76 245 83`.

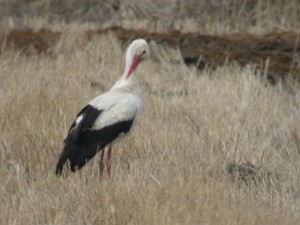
0 1 300 225
1 28 300 81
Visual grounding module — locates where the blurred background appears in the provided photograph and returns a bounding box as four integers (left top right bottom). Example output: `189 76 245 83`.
0 0 300 33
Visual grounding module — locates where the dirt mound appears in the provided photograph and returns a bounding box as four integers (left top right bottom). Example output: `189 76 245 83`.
1 27 299 80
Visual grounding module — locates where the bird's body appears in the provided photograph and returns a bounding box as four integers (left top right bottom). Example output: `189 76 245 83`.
56 39 150 176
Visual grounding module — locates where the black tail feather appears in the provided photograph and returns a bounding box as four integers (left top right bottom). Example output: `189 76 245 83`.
55 143 101 176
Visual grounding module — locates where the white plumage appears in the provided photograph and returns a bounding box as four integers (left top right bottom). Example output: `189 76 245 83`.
56 39 150 176
90 92 142 130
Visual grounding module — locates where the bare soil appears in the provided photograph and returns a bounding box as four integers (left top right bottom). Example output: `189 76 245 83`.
1 27 299 81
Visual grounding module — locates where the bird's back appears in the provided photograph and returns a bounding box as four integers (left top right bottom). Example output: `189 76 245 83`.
56 89 142 175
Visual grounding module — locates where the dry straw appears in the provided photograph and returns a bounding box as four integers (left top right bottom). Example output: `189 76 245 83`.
0 32 300 224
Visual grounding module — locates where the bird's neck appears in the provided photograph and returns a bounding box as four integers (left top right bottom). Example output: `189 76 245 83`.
110 56 139 90
110 72 139 93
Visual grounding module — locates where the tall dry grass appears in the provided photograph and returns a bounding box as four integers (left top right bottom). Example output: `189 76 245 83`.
0 32 300 224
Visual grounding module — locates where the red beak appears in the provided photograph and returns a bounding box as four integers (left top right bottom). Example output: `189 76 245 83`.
126 55 142 79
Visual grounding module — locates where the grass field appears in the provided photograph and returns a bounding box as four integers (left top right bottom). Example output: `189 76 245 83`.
1 0 300 33
1 1 300 224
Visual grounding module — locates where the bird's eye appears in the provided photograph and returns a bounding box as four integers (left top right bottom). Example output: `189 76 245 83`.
142 50 146 55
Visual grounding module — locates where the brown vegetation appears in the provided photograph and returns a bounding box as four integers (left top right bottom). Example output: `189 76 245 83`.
1 0 300 224
1 27 300 81
1 0 300 32
1 31 300 225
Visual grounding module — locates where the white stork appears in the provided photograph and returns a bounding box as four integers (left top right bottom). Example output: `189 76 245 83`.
56 39 150 177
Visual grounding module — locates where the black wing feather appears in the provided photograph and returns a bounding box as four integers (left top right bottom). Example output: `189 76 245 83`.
64 105 102 146
56 104 135 175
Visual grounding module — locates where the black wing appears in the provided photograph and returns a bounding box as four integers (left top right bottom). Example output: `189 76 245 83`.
78 119 134 146
64 105 102 147
56 104 135 175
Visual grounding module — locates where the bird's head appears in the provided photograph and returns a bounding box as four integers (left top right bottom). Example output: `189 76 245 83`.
126 39 150 79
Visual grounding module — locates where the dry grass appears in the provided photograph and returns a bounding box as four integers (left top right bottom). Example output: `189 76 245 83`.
1 0 300 33
1 31 300 224
1 1 300 224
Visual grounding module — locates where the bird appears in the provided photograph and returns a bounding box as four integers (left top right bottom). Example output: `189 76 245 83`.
55 39 150 177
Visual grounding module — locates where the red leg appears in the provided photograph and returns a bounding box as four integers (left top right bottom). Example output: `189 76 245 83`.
106 146 112 177
99 149 105 177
